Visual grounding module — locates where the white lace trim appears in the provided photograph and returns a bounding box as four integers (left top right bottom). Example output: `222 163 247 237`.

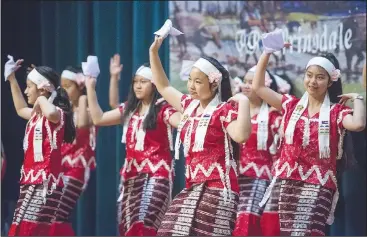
336 108 353 160
239 162 272 180
61 155 96 168
46 109 65 150
163 107 175 151
278 94 293 144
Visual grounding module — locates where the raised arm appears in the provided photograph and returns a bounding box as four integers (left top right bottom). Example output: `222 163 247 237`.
7 69 32 120
149 36 183 112
85 77 121 126
109 54 123 109
34 95 60 124
340 93 366 132
77 95 92 128
252 52 283 111
226 94 252 143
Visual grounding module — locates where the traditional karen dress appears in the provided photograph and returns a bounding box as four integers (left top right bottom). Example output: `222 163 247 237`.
233 102 282 236
259 94 353 236
8 109 65 236
117 102 177 236
51 112 97 235
157 95 239 236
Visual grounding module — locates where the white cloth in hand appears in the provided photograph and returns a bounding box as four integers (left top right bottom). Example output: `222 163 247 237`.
4 55 17 81
262 29 284 53
82 56 100 78
154 19 183 39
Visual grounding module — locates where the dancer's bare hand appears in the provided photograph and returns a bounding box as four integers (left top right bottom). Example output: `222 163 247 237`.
149 36 164 54
110 54 123 79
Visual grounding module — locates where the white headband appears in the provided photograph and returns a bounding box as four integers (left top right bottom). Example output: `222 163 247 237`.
248 65 271 80
135 66 153 81
193 58 222 83
306 57 341 81
247 65 272 87
61 70 77 81
28 69 57 103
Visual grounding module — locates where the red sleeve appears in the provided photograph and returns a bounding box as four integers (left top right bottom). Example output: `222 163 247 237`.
281 94 297 116
159 103 178 125
337 104 353 130
47 107 65 129
181 94 193 111
221 101 239 128
269 110 282 135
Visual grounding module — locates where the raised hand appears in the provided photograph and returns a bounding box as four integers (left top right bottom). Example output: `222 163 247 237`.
4 56 23 81
149 35 164 54
110 54 123 79
338 93 362 105
85 76 97 90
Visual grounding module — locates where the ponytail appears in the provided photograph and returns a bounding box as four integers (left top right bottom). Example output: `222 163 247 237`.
52 87 76 143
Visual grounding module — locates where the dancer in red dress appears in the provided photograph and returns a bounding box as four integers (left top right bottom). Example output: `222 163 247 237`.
233 66 282 236
253 30 366 236
4 56 75 236
149 33 252 236
49 66 97 235
85 55 180 236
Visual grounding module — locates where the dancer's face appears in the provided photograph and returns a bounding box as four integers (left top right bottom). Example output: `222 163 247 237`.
187 67 218 101
241 72 256 99
304 65 332 97
133 75 153 100
24 80 42 105
61 78 81 104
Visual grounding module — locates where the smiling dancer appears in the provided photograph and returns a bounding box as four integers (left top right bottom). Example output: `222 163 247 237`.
253 30 366 236
149 32 252 235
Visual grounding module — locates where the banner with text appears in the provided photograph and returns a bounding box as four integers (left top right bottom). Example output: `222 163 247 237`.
169 1 366 96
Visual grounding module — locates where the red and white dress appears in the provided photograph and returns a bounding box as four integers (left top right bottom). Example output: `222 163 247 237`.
117 102 177 236
51 123 97 235
233 110 281 236
8 109 65 236
157 94 240 236
260 94 353 236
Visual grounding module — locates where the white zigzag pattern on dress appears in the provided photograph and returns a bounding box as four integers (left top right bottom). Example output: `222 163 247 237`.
124 158 171 173
21 167 64 184
185 161 237 179
239 162 272 180
273 160 337 186
61 155 96 168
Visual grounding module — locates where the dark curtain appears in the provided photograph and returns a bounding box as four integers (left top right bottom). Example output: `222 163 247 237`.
1 0 365 236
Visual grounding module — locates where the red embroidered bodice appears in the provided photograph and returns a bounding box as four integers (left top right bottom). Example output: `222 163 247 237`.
21 108 65 187
179 95 239 192
119 102 177 180
61 126 97 170
239 110 282 180
275 94 352 190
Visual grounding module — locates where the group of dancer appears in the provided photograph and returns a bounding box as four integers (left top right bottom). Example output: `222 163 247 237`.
3 25 366 236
